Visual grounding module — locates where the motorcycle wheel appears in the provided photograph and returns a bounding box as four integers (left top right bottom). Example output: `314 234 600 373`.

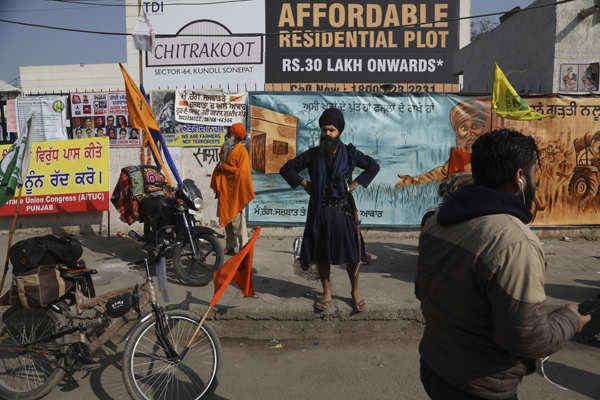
173 233 223 286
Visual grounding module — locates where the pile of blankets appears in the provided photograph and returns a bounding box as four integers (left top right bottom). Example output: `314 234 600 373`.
111 165 173 225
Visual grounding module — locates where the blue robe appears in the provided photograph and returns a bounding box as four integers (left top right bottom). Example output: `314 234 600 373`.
280 143 380 266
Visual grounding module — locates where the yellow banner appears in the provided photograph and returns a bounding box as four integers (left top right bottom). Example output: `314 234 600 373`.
0 137 109 197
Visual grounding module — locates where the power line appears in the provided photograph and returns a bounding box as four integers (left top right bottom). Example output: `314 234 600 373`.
0 0 578 38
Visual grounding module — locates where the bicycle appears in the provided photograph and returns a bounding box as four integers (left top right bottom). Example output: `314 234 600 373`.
0 254 222 400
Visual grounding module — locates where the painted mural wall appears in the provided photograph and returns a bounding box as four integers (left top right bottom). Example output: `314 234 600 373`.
247 92 600 226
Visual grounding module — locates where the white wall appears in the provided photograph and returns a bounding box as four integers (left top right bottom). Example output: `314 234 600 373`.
19 64 127 95
455 0 558 94
553 0 600 93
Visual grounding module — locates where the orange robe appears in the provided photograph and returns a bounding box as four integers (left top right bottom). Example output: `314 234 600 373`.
210 142 255 227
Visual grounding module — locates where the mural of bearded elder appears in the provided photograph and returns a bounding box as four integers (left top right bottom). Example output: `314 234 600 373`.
396 96 600 225
395 99 488 186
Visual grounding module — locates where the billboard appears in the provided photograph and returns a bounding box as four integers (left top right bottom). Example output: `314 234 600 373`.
139 0 461 93
142 0 266 91
265 0 460 92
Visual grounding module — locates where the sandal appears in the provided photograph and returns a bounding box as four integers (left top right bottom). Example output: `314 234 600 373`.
352 298 366 313
313 299 331 312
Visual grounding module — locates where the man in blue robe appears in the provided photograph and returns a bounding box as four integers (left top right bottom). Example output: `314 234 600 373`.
280 107 380 313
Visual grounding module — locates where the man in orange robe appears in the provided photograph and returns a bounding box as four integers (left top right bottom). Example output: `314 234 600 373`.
210 123 255 255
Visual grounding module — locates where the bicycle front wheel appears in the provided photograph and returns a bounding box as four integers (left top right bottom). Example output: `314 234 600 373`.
0 306 65 400
122 311 222 400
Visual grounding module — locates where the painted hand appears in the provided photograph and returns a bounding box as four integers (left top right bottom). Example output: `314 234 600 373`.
395 174 418 187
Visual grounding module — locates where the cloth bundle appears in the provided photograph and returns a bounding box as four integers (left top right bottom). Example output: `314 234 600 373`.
111 165 173 225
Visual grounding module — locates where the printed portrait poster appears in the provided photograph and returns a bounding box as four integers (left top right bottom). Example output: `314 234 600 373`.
579 63 599 92
559 63 599 92
150 90 225 146
560 64 578 92
0 137 110 215
70 91 141 147
142 0 265 91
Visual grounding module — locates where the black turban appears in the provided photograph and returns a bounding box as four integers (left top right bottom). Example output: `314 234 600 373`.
318 107 345 134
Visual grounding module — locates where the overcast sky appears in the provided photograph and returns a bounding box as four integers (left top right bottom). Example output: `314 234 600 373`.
0 0 535 85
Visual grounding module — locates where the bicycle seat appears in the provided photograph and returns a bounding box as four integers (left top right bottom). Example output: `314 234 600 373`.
60 268 98 280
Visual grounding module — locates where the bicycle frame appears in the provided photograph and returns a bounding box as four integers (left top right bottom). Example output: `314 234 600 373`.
12 260 167 356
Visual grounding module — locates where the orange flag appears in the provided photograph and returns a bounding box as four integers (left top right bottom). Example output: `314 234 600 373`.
210 226 260 307
446 147 471 179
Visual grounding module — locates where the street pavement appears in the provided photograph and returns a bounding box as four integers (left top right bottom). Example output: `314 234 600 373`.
1 227 600 399
25 337 600 400
1 227 599 341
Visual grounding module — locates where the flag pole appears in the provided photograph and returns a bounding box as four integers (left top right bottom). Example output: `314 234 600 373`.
180 304 213 359
0 184 24 293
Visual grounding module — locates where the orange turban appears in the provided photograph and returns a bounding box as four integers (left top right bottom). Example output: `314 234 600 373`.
229 123 246 140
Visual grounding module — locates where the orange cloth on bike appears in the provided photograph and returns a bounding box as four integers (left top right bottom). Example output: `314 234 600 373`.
210 142 255 227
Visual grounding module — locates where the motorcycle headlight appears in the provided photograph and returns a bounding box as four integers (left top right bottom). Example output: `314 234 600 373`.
193 197 203 210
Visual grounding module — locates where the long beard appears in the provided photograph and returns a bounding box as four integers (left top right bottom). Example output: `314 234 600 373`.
319 135 340 159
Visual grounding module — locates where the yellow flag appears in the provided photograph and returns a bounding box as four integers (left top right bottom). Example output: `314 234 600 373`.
492 63 554 120
118 63 172 185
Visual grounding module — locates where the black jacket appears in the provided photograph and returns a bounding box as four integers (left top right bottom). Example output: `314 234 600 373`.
416 185 579 399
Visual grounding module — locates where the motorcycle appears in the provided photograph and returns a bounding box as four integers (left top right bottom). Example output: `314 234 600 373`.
130 178 224 286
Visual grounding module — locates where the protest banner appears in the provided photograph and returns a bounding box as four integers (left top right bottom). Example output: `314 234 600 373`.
0 137 110 215
150 90 225 146
174 90 247 126
16 96 68 142
70 91 141 147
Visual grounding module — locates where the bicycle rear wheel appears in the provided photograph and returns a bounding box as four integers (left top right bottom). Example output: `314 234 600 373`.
123 311 222 400
0 306 65 400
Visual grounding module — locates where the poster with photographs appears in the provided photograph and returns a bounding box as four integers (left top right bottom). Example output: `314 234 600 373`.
150 90 224 147
559 63 599 92
579 63 599 92
70 91 141 147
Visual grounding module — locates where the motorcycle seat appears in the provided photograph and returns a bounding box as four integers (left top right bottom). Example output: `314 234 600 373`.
60 268 98 280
